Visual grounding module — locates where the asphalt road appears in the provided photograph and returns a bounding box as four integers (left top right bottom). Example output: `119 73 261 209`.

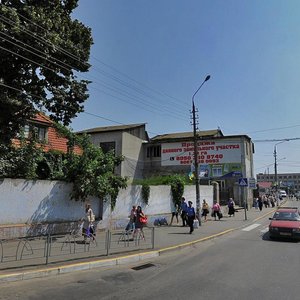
1 208 300 300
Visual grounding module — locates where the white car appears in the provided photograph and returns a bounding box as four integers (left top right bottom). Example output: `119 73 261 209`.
279 190 287 198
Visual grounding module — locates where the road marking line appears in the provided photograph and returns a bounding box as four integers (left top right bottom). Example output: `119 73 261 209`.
260 227 269 233
242 223 261 231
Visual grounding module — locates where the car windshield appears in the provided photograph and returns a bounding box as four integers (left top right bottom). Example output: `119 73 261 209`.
272 211 300 221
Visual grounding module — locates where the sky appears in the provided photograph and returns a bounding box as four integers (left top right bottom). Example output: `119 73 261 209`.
70 0 300 175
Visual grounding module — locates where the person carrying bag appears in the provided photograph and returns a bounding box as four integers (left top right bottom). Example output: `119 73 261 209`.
212 201 222 221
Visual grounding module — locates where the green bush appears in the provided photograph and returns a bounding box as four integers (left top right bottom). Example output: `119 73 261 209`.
169 175 185 206
141 183 150 205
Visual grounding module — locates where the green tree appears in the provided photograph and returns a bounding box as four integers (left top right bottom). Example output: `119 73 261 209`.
0 134 44 179
170 175 185 206
0 1 93 144
63 131 128 209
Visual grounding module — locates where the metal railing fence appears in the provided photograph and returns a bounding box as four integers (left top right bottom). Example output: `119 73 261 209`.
0 227 155 270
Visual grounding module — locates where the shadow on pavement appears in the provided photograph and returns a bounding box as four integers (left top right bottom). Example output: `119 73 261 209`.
262 231 299 243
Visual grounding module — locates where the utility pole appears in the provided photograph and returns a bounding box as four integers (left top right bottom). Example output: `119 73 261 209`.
274 146 278 192
274 140 289 194
191 75 210 224
191 101 200 225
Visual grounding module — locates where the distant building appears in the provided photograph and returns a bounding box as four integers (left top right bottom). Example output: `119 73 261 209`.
256 173 300 193
79 124 255 204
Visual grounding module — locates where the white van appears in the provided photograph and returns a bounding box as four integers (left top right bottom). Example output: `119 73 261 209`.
279 190 287 198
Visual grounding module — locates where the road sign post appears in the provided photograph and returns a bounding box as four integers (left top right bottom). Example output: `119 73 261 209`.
239 178 248 220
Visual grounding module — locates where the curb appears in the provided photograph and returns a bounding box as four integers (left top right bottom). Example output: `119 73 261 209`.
0 252 159 283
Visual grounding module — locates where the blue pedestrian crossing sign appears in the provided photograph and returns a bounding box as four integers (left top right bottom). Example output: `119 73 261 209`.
239 178 248 187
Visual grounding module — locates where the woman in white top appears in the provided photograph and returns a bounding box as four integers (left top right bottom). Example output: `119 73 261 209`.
82 203 95 240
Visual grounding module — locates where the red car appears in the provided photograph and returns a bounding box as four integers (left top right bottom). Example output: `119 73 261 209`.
269 207 300 240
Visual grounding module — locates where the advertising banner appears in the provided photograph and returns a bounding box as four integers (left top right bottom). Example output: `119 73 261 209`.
161 140 242 178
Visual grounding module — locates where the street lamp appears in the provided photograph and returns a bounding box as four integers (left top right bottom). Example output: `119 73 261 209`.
192 75 210 225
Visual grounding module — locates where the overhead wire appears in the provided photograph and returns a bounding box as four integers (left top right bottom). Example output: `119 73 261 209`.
0 7 189 117
0 81 162 135
9 5 188 109
5 3 300 144
92 56 188 109
0 31 187 119
0 21 188 121
0 41 187 120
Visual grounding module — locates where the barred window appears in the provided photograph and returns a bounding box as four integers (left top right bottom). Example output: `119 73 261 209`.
147 145 161 158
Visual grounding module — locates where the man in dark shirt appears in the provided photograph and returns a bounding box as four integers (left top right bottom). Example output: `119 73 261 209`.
186 201 196 234
180 197 188 226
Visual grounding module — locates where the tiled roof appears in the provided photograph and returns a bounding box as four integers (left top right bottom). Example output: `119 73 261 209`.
76 123 146 134
32 113 53 125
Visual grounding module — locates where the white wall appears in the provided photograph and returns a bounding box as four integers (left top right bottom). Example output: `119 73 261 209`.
0 179 213 229
0 179 99 224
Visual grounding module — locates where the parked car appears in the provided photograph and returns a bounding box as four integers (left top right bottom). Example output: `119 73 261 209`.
269 207 300 240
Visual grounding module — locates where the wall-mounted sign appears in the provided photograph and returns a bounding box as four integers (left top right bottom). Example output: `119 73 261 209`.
161 140 241 166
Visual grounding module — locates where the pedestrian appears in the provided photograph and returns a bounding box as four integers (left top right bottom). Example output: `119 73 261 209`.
82 203 95 241
186 201 196 234
133 206 146 239
170 202 180 225
180 197 188 226
201 199 209 221
253 198 258 209
258 196 263 211
212 201 222 220
227 198 235 217
125 205 136 231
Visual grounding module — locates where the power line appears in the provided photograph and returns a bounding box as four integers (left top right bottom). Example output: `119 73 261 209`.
0 41 187 119
0 41 187 120
247 124 300 134
0 20 188 119
0 31 75 72
0 7 188 112
0 13 85 70
253 138 300 142
11 5 188 109
0 81 163 135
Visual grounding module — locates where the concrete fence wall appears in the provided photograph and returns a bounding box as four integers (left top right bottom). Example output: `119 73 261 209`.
0 179 213 238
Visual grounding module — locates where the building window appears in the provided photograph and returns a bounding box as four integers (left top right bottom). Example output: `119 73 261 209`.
147 145 161 158
24 124 48 142
212 167 222 177
100 141 116 154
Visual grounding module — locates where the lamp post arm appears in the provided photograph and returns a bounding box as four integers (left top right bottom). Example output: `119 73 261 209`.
191 75 210 225
192 75 210 103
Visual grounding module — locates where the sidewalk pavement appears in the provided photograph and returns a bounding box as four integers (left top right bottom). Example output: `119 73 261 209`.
0 205 279 283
